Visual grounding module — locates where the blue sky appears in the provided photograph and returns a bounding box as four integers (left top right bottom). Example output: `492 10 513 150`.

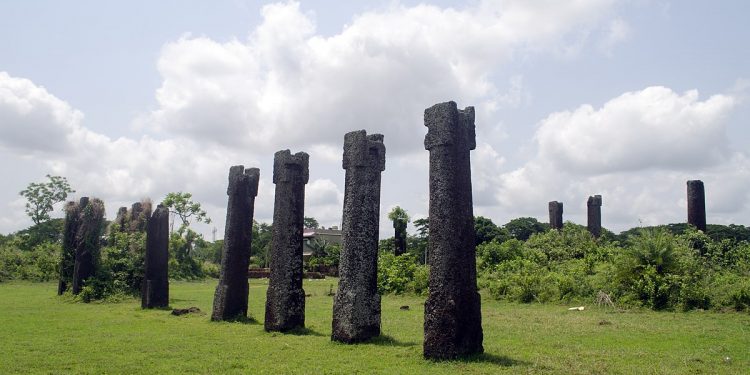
1 1 749 237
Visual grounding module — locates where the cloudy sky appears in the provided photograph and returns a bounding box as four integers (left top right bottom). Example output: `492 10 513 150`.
1 0 749 238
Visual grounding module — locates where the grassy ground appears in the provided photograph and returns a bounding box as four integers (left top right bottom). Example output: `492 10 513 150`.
0 279 748 374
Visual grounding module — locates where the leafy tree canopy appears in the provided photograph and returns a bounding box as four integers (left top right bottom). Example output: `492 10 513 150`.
162 192 211 232
304 216 319 229
19 175 75 225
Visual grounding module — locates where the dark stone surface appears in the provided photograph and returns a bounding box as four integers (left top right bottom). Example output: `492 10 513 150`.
72 197 105 295
423 101 483 359
142 204 170 309
211 166 260 321
265 150 309 332
687 180 706 232
58 201 81 295
393 219 407 256
549 201 563 230
114 206 128 233
128 201 151 233
172 307 201 316
587 195 602 238
332 130 385 343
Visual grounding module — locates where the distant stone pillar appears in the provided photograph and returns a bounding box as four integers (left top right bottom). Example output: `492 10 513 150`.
142 204 170 309
423 101 483 359
549 201 563 230
687 180 706 232
332 130 386 343
58 201 81 295
114 206 128 232
393 219 407 256
265 150 309 332
72 197 105 295
129 201 150 233
211 166 260 320
587 195 602 238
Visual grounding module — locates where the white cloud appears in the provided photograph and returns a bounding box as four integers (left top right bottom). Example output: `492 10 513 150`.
142 1 622 156
490 86 744 231
536 86 735 174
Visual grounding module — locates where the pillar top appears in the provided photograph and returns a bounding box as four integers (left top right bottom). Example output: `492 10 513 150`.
273 150 309 184
227 165 260 197
424 101 476 151
343 130 386 171
587 195 602 206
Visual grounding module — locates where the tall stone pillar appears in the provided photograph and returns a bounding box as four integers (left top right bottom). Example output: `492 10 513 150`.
423 101 483 359
211 166 260 320
687 180 706 232
142 204 170 309
587 195 602 238
265 150 309 332
72 197 105 295
58 201 82 295
393 219 407 256
332 130 386 343
549 201 563 230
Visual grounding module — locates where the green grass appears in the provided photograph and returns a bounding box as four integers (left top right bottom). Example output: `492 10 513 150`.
1 280 748 374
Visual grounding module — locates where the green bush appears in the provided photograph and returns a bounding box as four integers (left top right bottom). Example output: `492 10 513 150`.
377 253 429 295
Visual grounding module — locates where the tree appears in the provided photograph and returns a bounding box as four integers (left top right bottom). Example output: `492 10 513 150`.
503 217 549 241
474 216 509 246
19 175 75 225
388 206 410 256
162 192 211 233
304 217 320 229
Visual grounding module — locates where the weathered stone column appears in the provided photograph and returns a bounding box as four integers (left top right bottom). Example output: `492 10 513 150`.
687 180 706 232
72 197 105 295
587 195 602 238
332 130 385 343
393 219 407 256
58 201 82 295
211 166 260 320
265 150 309 332
423 101 483 359
549 201 563 230
142 204 170 309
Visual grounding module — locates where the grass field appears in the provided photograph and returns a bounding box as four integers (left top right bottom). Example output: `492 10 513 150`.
1 279 748 374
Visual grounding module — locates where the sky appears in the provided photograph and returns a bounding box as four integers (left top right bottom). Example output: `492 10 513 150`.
1 0 749 239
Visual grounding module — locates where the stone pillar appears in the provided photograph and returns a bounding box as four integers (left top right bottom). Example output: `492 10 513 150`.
332 130 385 343
114 206 128 233
128 201 151 233
72 197 105 295
687 180 706 232
587 195 602 238
58 201 81 295
265 150 309 332
211 166 260 320
393 219 407 256
423 101 483 359
549 201 563 230
142 204 170 309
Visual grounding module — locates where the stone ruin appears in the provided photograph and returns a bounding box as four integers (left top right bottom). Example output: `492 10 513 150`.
687 180 706 232
422 101 484 359
58 200 82 295
142 204 170 309
393 218 407 256
587 195 602 238
265 150 309 332
549 201 563 230
332 130 386 343
211 166 260 321
56 197 106 295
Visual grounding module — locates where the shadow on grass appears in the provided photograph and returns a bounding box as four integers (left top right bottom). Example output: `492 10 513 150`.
357 334 418 347
210 315 260 325
457 353 529 367
169 298 197 303
280 327 326 337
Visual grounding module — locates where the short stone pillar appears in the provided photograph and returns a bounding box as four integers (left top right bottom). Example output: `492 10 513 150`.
58 201 82 295
332 130 386 343
549 201 563 230
142 204 170 309
72 197 105 295
265 150 309 332
393 219 407 256
587 195 602 238
423 101 483 359
211 166 260 320
687 180 706 232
